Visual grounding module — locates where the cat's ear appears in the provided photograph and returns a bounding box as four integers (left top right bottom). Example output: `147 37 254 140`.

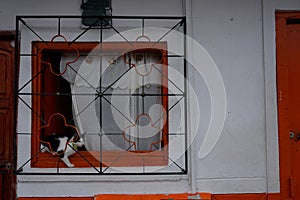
71 132 80 141
80 132 87 140
69 135 75 142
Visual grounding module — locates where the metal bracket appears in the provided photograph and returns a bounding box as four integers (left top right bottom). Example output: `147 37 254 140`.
0 162 12 170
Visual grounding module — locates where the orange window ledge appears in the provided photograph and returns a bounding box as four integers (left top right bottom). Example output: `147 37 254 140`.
31 150 168 168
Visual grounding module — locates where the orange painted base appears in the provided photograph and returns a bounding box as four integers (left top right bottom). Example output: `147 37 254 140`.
95 193 211 200
18 193 281 200
211 193 280 200
18 198 93 200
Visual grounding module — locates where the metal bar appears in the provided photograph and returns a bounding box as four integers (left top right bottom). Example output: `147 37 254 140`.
67 144 101 173
76 132 185 136
17 171 185 175
169 156 185 172
101 93 184 97
16 146 47 173
19 18 49 45
17 15 185 20
20 54 38 56
99 19 103 91
68 63 98 91
69 18 102 45
58 17 61 35
183 17 188 174
18 96 47 125
103 132 184 136
56 157 60 174
165 55 184 57
99 132 103 173
16 132 33 135
152 144 160 150
18 92 185 97
99 19 103 173
13 16 21 174
102 67 132 94
142 77 145 114
103 18 134 47
152 96 184 126
142 18 145 36
79 52 120 56
153 19 184 46
152 64 184 94
18 92 93 96
169 133 186 135
67 95 99 125
102 144 135 173
18 65 48 92
102 96 135 125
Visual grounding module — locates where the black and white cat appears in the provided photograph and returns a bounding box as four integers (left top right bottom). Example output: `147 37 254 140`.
40 133 84 167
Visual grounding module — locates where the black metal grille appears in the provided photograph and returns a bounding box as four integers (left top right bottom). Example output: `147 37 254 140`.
14 15 187 175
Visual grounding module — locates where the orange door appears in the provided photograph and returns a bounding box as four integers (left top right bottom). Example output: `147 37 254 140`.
0 31 16 200
277 12 300 200
286 23 300 200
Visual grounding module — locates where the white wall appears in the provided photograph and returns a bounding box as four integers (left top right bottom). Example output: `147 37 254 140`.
0 0 183 30
0 0 82 30
191 0 267 193
3 0 299 197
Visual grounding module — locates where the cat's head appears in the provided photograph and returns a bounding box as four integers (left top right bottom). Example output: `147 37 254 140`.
74 137 84 147
70 133 85 147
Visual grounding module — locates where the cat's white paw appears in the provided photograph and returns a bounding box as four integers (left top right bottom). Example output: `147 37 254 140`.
61 157 75 168
67 164 75 168
40 145 48 153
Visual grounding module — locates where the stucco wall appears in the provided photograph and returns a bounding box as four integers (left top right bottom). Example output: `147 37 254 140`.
192 0 267 193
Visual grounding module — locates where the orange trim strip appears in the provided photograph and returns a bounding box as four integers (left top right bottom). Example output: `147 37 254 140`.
18 193 281 200
18 198 93 200
212 193 280 200
95 193 211 200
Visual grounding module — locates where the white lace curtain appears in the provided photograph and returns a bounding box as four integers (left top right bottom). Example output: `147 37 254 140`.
59 52 165 151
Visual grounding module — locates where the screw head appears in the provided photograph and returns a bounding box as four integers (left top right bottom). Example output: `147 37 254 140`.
290 131 295 139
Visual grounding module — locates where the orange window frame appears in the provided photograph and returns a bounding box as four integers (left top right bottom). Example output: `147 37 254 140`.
31 41 169 168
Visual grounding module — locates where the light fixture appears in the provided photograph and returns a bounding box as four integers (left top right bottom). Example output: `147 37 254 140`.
81 0 112 28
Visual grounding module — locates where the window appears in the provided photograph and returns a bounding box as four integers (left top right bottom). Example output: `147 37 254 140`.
16 16 186 175
31 41 169 168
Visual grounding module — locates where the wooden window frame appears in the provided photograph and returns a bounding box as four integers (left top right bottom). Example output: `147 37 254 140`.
30 41 169 168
